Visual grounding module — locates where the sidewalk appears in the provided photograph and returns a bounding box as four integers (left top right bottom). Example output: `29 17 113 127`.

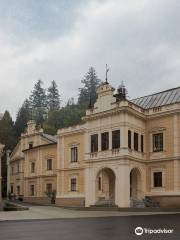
0 204 179 221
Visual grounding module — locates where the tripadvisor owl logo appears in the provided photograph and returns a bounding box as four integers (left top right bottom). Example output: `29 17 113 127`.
135 226 174 236
135 227 143 236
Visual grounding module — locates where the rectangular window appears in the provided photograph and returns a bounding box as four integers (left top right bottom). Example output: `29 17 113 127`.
11 185 13 194
141 135 144 152
29 142 33 149
112 130 120 149
101 132 109 151
153 133 163 152
71 147 78 162
46 183 52 195
153 172 162 187
31 162 35 173
30 184 35 196
128 130 131 149
47 159 52 170
17 186 20 195
71 178 77 192
91 134 98 152
134 132 139 151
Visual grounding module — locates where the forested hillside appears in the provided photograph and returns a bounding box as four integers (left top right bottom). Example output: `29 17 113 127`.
0 67 101 150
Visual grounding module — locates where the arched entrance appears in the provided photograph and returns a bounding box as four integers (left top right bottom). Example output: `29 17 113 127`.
96 168 115 204
130 168 142 200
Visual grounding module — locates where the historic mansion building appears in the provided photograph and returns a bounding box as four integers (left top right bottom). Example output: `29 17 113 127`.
8 81 180 208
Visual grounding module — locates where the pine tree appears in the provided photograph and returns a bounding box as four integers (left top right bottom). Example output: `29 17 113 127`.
30 80 47 125
14 99 31 137
78 67 101 106
0 111 16 150
30 80 47 108
47 80 61 111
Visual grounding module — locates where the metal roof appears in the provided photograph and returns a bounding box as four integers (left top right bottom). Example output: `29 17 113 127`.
130 87 180 109
42 133 57 143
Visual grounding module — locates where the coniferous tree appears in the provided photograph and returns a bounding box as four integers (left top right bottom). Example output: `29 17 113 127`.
78 67 101 106
47 80 61 111
30 79 47 108
14 99 31 137
30 80 47 125
0 111 16 150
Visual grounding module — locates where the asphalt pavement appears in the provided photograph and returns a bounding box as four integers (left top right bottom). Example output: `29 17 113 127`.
0 214 180 240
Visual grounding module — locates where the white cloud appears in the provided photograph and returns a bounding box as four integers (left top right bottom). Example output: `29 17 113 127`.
0 0 180 118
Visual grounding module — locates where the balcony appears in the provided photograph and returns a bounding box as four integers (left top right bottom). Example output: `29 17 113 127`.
87 147 146 161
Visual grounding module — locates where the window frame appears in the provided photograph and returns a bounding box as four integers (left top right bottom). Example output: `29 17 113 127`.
46 183 53 195
101 132 109 151
31 162 35 173
71 146 78 163
153 172 163 188
112 129 120 149
70 177 77 192
128 130 131 149
47 158 53 171
90 134 98 153
152 132 163 152
30 184 35 196
134 132 139 151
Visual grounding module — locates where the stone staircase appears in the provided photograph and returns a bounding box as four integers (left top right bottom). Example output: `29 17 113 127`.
89 199 118 210
130 199 145 208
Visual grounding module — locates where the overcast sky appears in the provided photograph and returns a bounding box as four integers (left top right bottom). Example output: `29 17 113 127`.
0 0 180 119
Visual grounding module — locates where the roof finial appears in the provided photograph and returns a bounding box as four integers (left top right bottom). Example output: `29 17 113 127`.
105 64 109 84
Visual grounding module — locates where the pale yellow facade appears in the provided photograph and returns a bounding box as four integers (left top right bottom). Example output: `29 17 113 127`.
9 83 180 208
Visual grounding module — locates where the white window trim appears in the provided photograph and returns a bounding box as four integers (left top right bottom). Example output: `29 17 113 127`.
69 175 78 192
70 146 78 163
150 130 166 153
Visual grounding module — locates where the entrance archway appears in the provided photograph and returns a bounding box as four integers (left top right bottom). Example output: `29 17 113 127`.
96 168 115 203
130 168 142 200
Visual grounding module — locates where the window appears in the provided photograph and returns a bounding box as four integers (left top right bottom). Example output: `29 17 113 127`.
153 133 163 152
91 134 98 152
46 183 52 195
47 159 52 170
112 130 120 149
71 178 77 192
98 177 101 190
17 186 20 195
153 172 162 187
128 130 131 149
141 135 144 152
31 162 35 173
134 132 139 151
71 147 78 162
30 184 35 196
101 132 109 151
11 185 13 194
29 142 33 149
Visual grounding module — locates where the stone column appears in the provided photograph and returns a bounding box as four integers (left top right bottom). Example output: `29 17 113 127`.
85 166 96 207
115 164 130 207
